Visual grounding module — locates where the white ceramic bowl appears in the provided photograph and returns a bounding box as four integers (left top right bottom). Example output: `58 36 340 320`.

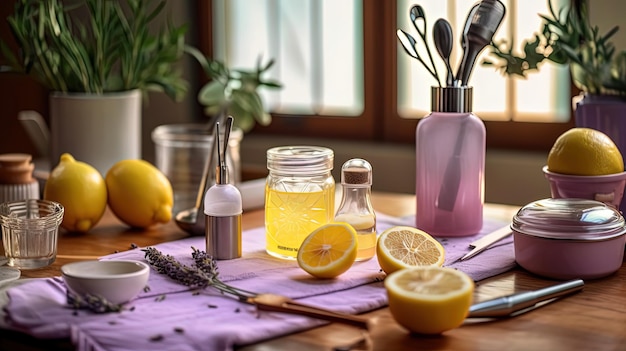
61 260 150 304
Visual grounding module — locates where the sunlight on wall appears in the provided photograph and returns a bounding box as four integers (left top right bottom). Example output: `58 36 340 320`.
213 0 569 123
212 0 363 116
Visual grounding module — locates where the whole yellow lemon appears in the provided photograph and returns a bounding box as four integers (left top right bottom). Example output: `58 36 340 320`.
105 159 173 228
547 128 624 176
44 153 107 232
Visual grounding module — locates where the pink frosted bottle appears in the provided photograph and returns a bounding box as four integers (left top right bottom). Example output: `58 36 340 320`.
415 86 484 237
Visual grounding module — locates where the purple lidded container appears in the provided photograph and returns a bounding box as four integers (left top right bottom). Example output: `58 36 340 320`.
512 198 626 280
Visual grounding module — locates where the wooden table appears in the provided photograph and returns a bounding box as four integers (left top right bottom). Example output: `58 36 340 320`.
2 192 625 350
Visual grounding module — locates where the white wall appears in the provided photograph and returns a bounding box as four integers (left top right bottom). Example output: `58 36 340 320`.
589 0 626 50
141 1 201 165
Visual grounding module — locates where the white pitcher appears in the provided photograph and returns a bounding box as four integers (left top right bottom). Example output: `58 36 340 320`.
19 90 141 175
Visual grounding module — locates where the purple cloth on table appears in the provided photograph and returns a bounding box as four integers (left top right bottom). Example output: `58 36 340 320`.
4 213 516 351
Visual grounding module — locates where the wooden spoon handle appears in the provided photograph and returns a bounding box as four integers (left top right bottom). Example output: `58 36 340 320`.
251 295 371 329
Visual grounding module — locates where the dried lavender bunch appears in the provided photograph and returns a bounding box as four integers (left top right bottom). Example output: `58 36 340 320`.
66 290 123 314
143 247 211 289
143 247 256 301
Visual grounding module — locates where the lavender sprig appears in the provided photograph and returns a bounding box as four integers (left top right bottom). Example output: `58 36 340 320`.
67 290 123 314
143 247 211 289
142 247 256 301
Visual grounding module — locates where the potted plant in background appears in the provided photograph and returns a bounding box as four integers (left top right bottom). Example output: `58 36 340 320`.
196 56 282 133
0 0 191 175
484 0 626 207
484 0 626 142
485 0 626 94
151 54 281 215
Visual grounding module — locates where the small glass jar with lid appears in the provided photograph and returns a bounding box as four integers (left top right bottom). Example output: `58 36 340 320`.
265 146 335 259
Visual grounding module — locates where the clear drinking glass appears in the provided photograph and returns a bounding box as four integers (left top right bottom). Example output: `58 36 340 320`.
0 199 64 269
151 124 242 215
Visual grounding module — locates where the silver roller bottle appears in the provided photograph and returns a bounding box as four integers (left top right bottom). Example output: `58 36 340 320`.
204 117 242 259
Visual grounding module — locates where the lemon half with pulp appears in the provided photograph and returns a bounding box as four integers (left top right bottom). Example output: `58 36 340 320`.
385 266 474 334
297 222 357 279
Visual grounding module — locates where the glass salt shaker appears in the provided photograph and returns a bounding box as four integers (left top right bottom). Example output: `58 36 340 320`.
415 86 485 237
265 146 335 259
334 158 376 261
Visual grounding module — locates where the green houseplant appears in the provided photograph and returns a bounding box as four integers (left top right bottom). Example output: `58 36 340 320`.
0 0 193 174
1 0 189 100
196 56 282 133
484 0 626 96
484 0 626 212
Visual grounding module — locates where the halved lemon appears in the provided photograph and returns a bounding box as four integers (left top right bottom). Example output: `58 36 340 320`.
376 226 445 275
297 222 358 279
385 266 474 334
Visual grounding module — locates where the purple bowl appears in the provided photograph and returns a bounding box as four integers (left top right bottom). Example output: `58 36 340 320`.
543 166 626 209
512 198 626 280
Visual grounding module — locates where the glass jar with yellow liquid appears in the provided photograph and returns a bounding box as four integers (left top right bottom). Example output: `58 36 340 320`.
334 158 376 261
265 146 335 259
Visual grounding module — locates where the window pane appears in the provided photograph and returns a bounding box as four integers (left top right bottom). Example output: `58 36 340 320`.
397 0 570 123
212 0 363 116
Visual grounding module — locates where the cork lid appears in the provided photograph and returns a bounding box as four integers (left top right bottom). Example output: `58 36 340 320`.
341 158 372 186
0 154 35 184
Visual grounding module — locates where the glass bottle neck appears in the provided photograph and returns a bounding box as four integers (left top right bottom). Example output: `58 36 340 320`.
336 186 374 214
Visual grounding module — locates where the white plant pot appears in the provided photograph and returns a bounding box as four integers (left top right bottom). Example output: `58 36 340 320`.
49 90 142 175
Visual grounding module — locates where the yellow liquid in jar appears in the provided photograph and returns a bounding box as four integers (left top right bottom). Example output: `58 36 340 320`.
334 213 376 261
265 186 335 259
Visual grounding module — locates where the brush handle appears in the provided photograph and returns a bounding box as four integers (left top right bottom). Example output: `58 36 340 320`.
468 279 584 318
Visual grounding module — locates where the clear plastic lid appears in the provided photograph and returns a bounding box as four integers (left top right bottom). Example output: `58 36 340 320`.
512 198 626 241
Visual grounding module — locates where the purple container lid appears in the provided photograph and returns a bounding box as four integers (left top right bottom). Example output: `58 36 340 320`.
512 198 626 241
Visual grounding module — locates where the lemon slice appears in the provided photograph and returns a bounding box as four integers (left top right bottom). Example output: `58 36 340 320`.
376 226 445 275
297 222 357 279
385 266 474 334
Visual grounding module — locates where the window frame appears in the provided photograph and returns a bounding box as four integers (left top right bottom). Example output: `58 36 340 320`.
196 1 574 150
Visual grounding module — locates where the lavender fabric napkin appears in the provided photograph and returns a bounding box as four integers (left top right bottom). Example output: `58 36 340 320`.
4 213 515 351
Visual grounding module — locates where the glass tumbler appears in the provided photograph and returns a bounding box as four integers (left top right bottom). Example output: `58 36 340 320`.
0 199 64 269
151 124 242 215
